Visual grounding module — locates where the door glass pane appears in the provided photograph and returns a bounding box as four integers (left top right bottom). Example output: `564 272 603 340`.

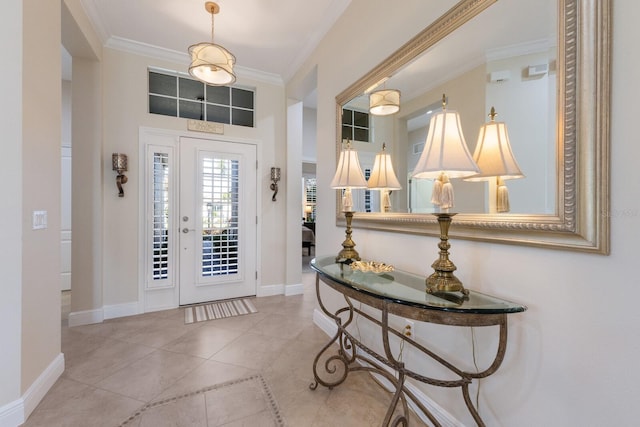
201 157 239 276
152 152 170 280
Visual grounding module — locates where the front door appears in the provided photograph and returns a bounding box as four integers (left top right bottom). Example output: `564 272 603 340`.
179 136 257 305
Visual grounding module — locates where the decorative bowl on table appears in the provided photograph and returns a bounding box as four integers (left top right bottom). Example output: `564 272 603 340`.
350 260 395 275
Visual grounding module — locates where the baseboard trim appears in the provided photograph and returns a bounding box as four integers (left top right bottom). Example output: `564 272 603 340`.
23 353 65 419
284 283 304 296
312 309 462 426
256 284 284 297
0 353 65 427
104 302 141 320
68 308 104 327
0 398 23 427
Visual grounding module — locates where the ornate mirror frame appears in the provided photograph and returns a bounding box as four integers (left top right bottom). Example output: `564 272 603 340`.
335 0 610 254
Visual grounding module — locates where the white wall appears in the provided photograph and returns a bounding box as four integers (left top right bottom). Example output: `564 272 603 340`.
0 0 23 416
289 0 640 425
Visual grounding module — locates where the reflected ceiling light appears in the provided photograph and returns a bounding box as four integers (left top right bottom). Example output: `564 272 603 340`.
369 89 401 116
465 107 524 213
188 1 236 86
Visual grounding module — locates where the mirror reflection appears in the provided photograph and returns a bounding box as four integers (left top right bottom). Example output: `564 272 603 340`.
342 0 556 215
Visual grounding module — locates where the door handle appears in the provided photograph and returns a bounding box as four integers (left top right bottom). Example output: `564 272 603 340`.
182 228 195 234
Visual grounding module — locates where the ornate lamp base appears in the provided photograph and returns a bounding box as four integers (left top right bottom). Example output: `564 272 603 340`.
426 213 469 296
336 211 361 264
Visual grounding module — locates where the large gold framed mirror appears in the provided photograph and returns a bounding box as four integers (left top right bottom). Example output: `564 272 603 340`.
336 0 610 254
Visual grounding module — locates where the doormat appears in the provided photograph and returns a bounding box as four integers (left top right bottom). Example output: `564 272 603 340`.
184 298 257 324
118 374 285 426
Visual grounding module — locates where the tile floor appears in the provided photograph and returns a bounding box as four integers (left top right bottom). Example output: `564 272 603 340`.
25 271 427 426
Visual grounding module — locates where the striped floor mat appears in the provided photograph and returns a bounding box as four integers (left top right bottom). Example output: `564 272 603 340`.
184 298 258 324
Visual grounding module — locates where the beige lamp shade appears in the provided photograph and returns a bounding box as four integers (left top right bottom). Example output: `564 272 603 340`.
412 108 479 179
369 89 400 116
367 144 402 190
465 112 524 181
331 142 367 212
189 43 236 86
330 144 368 189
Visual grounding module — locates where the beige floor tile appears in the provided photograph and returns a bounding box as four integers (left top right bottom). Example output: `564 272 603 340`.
22 387 143 427
217 410 279 427
132 394 208 427
209 332 290 370
204 379 270 426
202 310 269 332
251 312 310 340
63 339 156 385
154 359 258 400
161 323 244 358
96 349 206 402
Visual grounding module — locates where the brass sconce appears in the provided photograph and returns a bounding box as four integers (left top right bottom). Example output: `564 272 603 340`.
270 167 281 201
112 153 128 197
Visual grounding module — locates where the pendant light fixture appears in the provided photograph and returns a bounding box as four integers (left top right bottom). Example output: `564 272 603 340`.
188 2 236 86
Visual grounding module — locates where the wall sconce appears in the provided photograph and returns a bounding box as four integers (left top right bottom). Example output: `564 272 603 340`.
270 167 281 201
112 153 128 197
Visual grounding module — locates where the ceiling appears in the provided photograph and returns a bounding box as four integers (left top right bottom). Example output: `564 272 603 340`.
76 0 351 83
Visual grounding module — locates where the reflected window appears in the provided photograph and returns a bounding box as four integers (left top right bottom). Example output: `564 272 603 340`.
342 108 370 142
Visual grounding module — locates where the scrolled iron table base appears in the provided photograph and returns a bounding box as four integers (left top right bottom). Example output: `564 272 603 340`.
309 272 511 427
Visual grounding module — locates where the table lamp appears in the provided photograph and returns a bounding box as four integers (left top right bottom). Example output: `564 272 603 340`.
367 143 402 212
411 95 479 295
331 140 368 263
465 107 524 213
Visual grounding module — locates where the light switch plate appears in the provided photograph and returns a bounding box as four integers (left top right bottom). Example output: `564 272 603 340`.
33 210 47 230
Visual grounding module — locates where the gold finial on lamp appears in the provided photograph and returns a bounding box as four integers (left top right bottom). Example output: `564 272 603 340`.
411 95 479 295
465 107 524 213
331 140 367 263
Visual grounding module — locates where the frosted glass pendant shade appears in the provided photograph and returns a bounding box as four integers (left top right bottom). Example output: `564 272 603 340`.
189 43 236 86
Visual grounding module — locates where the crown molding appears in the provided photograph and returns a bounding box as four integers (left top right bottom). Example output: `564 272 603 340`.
105 36 284 86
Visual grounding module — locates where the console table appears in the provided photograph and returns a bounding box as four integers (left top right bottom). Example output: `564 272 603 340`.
309 256 526 427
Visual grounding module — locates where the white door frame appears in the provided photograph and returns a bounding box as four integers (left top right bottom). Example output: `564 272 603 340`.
138 127 262 313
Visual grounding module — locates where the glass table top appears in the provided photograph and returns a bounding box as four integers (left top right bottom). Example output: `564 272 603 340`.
311 256 526 314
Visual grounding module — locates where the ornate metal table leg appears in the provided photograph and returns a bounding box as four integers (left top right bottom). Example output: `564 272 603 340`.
460 317 509 426
310 273 353 390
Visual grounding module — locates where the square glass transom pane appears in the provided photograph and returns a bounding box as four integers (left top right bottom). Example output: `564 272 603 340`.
179 77 205 101
201 157 240 277
149 95 177 117
206 104 231 124
232 88 254 109
232 108 254 127
179 100 204 120
206 85 230 104
149 72 177 96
